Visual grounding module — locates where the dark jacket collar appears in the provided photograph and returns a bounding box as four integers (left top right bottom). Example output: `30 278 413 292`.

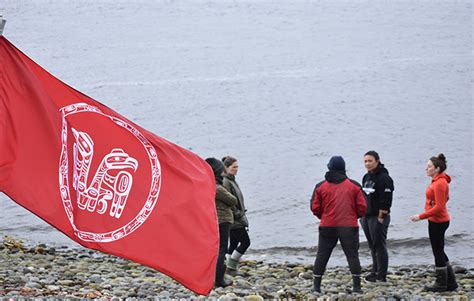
224 173 235 181
372 163 389 176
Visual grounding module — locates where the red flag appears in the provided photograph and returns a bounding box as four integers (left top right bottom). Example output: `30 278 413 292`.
0 36 218 295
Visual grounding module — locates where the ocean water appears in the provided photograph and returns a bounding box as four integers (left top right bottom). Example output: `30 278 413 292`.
0 1 472 268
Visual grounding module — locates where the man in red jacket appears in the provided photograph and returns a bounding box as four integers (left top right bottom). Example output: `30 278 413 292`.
310 156 367 293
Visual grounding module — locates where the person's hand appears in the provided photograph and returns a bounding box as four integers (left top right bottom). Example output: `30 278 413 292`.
377 210 388 224
410 215 420 222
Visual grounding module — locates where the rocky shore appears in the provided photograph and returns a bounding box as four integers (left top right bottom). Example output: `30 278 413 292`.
0 236 472 300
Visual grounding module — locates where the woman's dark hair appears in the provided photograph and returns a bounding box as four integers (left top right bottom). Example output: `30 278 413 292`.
430 153 447 173
364 150 380 162
221 156 237 168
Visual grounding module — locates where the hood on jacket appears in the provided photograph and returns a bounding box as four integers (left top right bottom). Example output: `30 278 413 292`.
432 172 451 184
205 157 224 184
325 170 348 184
373 163 390 176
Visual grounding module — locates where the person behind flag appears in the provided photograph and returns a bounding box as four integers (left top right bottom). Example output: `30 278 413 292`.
221 156 250 274
360 150 394 283
205 157 237 288
310 156 367 293
409 154 458 292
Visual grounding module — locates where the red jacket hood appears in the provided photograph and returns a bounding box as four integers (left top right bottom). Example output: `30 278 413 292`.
432 172 451 184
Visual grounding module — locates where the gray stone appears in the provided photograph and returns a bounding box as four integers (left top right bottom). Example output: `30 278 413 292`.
454 266 468 274
90 274 104 283
23 266 35 273
112 290 128 296
25 281 42 289
46 285 61 291
58 279 75 286
158 290 171 298
301 271 313 279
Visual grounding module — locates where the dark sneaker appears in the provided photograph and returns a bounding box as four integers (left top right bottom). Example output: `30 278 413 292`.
215 278 233 288
376 275 387 282
447 283 458 291
364 273 377 282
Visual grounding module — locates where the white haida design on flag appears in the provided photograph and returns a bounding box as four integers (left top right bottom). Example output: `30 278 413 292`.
72 128 138 219
59 103 161 243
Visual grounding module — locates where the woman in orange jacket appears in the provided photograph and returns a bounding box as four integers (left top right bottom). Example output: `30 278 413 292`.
410 154 457 292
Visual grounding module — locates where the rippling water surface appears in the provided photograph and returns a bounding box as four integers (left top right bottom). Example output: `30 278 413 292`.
0 1 472 267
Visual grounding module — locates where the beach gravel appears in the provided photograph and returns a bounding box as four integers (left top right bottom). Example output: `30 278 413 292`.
0 237 472 300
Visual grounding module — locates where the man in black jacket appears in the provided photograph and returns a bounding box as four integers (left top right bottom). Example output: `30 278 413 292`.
360 150 394 282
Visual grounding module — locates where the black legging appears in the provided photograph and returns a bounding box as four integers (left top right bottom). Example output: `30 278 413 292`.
428 220 450 267
227 227 251 255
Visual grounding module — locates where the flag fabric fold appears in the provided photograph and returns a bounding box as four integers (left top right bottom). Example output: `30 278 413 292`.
0 36 218 295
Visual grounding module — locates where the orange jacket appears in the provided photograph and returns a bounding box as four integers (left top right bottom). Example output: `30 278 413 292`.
419 173 451 222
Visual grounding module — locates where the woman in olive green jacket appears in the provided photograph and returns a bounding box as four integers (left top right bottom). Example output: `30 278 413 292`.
205 157 237 288
222 156 250 273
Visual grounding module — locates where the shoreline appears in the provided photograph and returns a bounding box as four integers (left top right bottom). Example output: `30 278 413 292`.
0 236 472 300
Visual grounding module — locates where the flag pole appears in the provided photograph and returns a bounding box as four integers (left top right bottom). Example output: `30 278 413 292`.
0 16 6 36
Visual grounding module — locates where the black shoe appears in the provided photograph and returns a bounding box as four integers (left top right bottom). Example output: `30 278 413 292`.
215 262 233 288
376 275 387 282
364 273 377 282
215 278 233 288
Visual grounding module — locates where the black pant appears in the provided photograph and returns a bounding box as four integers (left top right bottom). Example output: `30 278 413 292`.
313 227 361 276
228 227 251 255
216 223 231 282
361 215 390 277
428 220 449 267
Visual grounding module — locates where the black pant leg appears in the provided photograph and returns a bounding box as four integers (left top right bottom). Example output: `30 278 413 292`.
373 214 390 277
313 227 338 276
216 223 231 282
234 228 251 254
338 227 362 275
428 221 450 267
361 216 377 273
228 227 251 255
228 228 239 254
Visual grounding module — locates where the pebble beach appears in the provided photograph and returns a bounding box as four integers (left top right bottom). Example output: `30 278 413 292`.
0 237 472 300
